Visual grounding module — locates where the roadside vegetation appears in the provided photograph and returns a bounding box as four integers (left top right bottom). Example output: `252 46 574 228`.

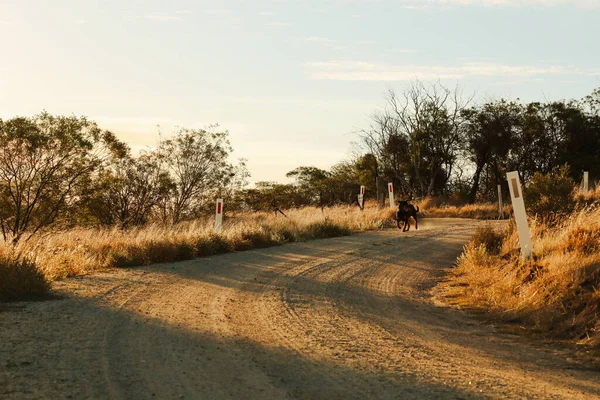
439 169 600 353
1 84 599 299
0 203 399 297
417 197 510 220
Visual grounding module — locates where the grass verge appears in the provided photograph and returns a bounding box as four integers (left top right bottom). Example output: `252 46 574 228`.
438 205 600 353
3 203 393 284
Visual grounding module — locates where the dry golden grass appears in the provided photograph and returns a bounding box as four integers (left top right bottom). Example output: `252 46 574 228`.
420 202 510 220
5 190 588 299
0 247 50 299
2 202 395 286
441 204 600 350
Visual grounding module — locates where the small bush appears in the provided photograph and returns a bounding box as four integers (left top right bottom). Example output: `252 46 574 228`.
301 221 351 240
470 225 505 255
207 234 232 254
276 228 297 243
240 228 279 249
0 252 49 299
524 165 576 218
146 240 180 264
173 240 196 261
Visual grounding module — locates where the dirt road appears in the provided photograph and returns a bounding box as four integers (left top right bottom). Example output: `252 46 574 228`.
2 219 600 399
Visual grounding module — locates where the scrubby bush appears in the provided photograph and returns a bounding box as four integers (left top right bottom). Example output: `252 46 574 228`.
524 165 576 219
300 220 351 240
470 224 505 255
0 250 49 299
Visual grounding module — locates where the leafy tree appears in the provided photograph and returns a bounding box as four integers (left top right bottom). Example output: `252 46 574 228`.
85 152 174 228
219 158 251 212
156 126 235 223
239 182 301 211
329 160 361 204
286 166 332 209
463 100 519 203
354 154 377 194
0 112 126 243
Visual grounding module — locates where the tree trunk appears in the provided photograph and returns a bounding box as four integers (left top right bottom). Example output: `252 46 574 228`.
376 177 386 208
468 160 486 204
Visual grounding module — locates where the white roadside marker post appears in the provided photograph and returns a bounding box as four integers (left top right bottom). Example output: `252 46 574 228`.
215 198 223 233
357 185 365 209
497 184 503 218
388 183 395 209
583 171 589 194
506 171 533 259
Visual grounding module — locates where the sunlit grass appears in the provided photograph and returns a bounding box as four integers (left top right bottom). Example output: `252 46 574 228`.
2 202 394 284
440 198 600 350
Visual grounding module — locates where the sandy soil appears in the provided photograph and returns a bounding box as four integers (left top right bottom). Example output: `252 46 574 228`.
1 218 600 399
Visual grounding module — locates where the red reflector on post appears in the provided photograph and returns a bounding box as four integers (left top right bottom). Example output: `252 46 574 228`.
511 178 519 198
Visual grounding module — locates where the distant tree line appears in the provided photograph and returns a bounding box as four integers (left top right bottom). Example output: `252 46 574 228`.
242 82 600 211
359 82 600 203
2 83 598 241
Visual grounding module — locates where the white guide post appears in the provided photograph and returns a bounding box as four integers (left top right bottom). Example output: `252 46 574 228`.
583 171 589 193
388 182 395 209
358 185 365 208
497 184 503 217
215 198 223 233
506 171 533 259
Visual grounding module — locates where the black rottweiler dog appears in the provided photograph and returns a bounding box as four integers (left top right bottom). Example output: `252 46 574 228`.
396 200 419 232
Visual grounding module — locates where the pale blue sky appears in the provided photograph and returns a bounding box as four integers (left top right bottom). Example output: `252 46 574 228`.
1 0 599 184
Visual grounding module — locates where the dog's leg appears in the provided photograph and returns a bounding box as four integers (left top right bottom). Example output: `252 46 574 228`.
414 214 418 230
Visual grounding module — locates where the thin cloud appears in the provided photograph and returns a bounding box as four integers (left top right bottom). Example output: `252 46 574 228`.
356 40 379 45
305 60 587 81
259 11 275 16
204 9 230 15
305 36 337 44
268 21 291 27
145 13 182 22
398 0 600 7
386 48 420 54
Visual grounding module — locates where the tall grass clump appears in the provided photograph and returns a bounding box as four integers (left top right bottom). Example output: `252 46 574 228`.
0 248 49 299
441 203 600 351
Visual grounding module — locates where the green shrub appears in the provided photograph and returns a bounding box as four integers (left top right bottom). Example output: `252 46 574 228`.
524 165 576 218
